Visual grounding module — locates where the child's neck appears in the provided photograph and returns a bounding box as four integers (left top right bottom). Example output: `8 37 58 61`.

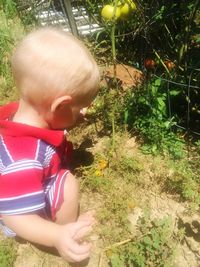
12 99 49 129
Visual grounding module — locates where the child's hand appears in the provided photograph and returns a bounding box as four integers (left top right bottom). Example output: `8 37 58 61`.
55 216 95 262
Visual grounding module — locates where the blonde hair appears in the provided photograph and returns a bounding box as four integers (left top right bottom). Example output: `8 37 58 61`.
12 27 99 109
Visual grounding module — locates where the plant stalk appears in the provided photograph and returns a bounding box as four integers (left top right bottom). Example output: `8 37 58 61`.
111 22 116 79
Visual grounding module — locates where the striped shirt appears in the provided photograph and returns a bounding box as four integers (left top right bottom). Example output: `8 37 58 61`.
0 102 72 216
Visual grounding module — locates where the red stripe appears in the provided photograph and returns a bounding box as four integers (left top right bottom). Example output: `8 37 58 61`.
51 170 68 220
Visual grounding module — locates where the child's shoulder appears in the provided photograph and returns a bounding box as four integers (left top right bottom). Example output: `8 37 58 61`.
0 135 56 166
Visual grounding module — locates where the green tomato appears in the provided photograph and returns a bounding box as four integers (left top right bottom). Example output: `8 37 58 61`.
120 3 130 17
101 4 121 21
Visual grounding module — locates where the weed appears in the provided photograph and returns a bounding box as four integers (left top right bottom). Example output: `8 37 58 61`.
116 156 142 180
108 214 179 267
79 154 112 193
98 189 131 244
0 9 24 104
165 159 200 204
125 78 185 159
79 166 112 193
0 0 17 18
0 237 18 267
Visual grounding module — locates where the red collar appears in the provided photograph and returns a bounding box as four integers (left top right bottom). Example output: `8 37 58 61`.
0 102 65 147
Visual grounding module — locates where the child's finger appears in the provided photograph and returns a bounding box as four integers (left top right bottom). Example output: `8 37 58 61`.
65 247 91 263
77 210 96 223
70 220 93 238
73 224 93 241
69 240 92 255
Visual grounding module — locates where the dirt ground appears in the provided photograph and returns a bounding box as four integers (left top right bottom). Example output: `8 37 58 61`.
10 131 200 267
1 65 199 267
12 189 200 267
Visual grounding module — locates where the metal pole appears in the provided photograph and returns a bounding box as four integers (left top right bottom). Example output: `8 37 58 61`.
63 0 79 37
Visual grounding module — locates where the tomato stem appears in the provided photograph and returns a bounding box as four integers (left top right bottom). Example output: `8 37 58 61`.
154 50 172 78
111 23 116 76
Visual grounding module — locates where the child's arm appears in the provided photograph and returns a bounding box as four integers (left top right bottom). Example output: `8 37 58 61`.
2 213 94 262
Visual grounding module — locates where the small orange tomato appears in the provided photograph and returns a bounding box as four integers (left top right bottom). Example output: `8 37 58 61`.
164 60 175 70
94 169 102 176
98 159 107 170
144 58 156 70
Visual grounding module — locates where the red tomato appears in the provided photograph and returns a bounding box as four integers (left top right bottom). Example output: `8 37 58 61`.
144 58 156 70
164 60 175 70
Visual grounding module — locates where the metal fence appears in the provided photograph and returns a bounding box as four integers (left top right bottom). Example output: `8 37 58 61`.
153 71 200 137
18 0 102 36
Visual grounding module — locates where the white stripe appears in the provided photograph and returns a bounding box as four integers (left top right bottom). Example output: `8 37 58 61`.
48 183 55 206
43 145 55 167
5 160 42 169
55 171 69 208
0 158 4 171
2 160 42 175
1 137 14 163
3 165 42 175
0 190 43 201
34 139 40 161
1 203 45 214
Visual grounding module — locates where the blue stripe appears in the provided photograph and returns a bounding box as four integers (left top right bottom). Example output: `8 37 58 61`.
36 140 47 165
0 192 45 213
0 136 13 167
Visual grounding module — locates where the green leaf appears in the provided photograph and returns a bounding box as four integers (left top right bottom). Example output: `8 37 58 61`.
157 97 166 113
164 120 171 129
110 254 124 267
196 36 200 43
143 236 152 246
169 90 180 96
151 144 158 154
154 78 162 87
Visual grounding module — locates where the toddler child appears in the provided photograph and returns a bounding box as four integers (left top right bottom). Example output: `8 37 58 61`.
0 27 100 263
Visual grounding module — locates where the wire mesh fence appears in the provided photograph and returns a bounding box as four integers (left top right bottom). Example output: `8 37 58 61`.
17 0 102 36
153 70 200 137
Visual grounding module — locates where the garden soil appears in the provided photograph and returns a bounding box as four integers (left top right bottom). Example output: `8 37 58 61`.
12 193 200 267
10 131 200 267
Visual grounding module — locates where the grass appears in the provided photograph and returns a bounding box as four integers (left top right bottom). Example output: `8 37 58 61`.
0 9 24 105
0 237 18 267
77 129 199 266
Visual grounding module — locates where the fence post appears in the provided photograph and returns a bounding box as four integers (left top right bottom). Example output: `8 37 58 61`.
62 0 78 37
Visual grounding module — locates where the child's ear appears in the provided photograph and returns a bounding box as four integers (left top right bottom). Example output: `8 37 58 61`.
51 95 72 113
